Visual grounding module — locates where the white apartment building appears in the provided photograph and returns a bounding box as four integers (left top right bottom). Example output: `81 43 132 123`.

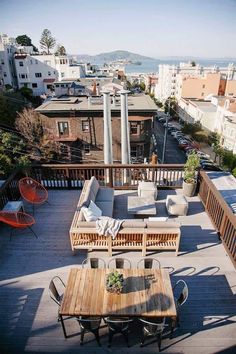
155 62 236 102
178 95 236 153
214 98 236 153
0 34 18 88
14 53 86 96
178 98 217 131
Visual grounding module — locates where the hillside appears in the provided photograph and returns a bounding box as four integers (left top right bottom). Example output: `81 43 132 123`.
76 50 154 62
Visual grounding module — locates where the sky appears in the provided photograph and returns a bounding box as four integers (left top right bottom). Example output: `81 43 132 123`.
0 0 236 58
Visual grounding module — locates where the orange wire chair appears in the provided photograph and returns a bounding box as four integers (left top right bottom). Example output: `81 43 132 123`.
0 211 38 239
18 177 48 213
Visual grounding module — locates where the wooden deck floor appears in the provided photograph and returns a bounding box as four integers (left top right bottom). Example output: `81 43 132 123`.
0 189 235 354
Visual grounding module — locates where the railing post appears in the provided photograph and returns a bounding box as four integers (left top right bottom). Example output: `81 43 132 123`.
109 168 113 188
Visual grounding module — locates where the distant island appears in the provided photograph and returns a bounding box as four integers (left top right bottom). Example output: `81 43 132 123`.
75 50 154 62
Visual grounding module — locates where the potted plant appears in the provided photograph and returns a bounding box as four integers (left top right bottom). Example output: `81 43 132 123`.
182 152 200 197
106 271 124 294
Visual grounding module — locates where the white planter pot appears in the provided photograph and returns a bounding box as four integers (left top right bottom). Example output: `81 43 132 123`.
182 180 197 197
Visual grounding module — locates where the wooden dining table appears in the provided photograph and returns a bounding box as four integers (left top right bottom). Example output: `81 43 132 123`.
59 268 177 338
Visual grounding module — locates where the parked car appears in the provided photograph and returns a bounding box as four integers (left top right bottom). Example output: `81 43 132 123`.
200 162 222 171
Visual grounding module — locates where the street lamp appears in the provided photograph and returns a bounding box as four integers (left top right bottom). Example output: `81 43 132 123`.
161 99 171 163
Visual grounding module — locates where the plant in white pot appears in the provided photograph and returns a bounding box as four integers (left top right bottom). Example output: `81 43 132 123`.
183 152 200 197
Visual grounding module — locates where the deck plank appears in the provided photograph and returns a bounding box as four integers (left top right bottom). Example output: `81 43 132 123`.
0 189 235 353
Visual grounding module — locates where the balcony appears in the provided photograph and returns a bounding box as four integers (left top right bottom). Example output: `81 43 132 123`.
0 164 235 353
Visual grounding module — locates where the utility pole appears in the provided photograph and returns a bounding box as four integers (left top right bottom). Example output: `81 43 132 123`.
161 99 170 163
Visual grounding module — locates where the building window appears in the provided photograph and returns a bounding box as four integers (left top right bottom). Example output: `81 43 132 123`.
201 92 204 96
61 72 65 78
32 83 38 88
19 73 27 79
35 73 42 78
83 143 90 154
48 71 51 76
55 84 59 87
82 120 89 132
30 60 33 64
58 121 69 137
1 60 4 65
202 84 205 89
19 61 24 66
130 122 138 135
35 60 38 64
131 145 144 158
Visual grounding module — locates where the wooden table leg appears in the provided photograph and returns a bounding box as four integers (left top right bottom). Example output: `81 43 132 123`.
60 315 67 338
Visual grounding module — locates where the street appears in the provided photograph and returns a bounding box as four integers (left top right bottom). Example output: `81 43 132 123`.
152 119 187 164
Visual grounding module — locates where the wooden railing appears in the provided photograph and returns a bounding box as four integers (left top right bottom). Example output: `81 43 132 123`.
31 163 185 190
0 169 23 209
199 171 236 267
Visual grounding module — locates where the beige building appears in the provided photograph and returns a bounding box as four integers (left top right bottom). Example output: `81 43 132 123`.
176 73 226 100
225 80 236 97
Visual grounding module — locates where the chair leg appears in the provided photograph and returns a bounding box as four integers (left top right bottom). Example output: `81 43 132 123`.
80 328 85 345
123 331 129 347
28 226 38 239
157 334 162 351
94 329 101 346
140 331 147 347
108 330 113 347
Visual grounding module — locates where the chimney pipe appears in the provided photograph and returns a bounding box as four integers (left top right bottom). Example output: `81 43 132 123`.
118 90 130 164
102 90 113 164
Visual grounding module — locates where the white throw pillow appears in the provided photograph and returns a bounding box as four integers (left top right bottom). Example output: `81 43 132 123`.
89 200 102 218
81 201 102 221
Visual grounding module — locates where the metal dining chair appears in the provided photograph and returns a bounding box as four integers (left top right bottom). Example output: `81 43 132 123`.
139 317 166 350
108 257 131 269
76 317 102 346
104 317 133 347
172 279 189 331
137 257 161 269
49 276 65 321
82 257 106 268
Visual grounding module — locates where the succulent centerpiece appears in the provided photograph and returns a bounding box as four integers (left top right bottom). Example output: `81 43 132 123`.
106 270 124 294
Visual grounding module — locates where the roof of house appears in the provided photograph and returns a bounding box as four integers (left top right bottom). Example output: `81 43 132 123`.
35 94 157 113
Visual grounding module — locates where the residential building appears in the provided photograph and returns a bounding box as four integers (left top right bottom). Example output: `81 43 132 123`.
155 62 236 102
0 34 18 88
35 94 157 162
176 73 227 100
178 98 217 131
214 98 236 153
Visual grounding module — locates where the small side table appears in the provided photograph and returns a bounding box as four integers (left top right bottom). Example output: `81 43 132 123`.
3 201 25 213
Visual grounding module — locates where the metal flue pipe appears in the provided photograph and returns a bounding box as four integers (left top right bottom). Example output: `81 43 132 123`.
102 90 113 164
118 90 131 164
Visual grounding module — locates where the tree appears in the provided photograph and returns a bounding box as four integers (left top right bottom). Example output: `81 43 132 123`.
139 82 146 91
0 130 31 177
40 29 56 54
15 108 59 161
55 45 66 56
191 61 196 67
164 97 177 117
0 93 25 127
16 34 38 52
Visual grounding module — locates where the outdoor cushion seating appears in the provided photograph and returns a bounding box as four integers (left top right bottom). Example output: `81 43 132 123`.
138 181 158 200
69 177 181 256
166 195 188 216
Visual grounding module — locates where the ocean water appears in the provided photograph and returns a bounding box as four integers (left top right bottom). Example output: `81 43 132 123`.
125 59 236 74
92 58 236 74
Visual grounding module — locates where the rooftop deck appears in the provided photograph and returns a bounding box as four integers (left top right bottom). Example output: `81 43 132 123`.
0 188 235 354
